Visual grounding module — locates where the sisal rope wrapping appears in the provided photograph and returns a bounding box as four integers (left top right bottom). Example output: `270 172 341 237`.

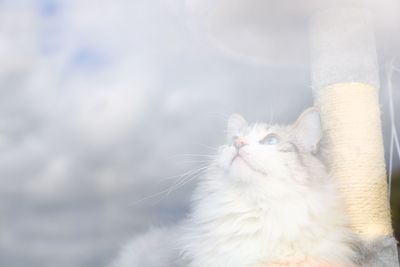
317 82 393 239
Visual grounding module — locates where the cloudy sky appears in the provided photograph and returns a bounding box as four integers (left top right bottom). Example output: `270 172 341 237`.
0 1 399 267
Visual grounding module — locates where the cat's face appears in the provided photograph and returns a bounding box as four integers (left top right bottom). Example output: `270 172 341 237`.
216 108 322 188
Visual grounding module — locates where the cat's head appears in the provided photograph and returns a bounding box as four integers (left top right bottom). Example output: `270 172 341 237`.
216 108 323 189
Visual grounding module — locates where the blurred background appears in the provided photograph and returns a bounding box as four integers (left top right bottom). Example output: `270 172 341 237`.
0 1 399 267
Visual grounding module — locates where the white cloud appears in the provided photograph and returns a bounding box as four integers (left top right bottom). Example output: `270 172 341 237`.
0 1 39 74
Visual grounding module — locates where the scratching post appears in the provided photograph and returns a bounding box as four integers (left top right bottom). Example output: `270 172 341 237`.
184 1 400 266
310 8 399 266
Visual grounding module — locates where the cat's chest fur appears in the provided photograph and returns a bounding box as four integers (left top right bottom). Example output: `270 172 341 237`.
179 175 354 267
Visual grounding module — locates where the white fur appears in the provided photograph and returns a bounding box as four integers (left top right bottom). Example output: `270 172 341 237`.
112 109 357 267
111 227 184 267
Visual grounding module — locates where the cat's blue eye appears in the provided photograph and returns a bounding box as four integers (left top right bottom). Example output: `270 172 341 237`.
259 133 279 145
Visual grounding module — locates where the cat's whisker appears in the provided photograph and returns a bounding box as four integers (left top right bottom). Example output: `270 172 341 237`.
166 178 197 196
166 171 207 196
159 172 197 182
171 170 209 190
189 142 219 151
132 163 216 206
172 164 215 184
159 165 208 181
176 159 214 163
130 188 177 206
176 161 213 165
166 165 215 195
168 154 215 160
158 161 216 182
130 169 209 206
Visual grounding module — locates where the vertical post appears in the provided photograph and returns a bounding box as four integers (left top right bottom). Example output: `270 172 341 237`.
310 7 399 266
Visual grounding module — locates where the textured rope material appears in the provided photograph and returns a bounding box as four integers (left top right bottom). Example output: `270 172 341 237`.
317 82 392 239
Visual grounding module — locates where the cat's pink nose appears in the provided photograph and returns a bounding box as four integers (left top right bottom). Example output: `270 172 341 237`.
234 138 248 150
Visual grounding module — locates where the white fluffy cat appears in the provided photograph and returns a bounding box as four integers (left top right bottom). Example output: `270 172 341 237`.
112 108 359 267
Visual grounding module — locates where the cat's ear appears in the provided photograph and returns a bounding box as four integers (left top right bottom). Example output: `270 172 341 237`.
291 108 322 153
227 113 247 139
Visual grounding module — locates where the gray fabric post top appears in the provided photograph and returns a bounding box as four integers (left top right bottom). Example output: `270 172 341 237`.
357 236 399 267
309 7 380 94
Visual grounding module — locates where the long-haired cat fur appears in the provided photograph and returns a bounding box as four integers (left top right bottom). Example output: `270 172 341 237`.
111 108 359 267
